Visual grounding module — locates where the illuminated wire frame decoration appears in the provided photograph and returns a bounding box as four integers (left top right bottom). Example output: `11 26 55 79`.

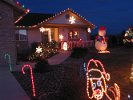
39 27 45 33
88 28 91 33
22 64 36 97
130 64 133 82
4 54 12 71
69 16 76 24
86 59 120 100
59 34 64 41
62 42 68 51
36 46 42 54
123 28 133 45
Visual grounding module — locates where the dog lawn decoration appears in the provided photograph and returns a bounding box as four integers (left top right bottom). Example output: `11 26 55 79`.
86 59 120 100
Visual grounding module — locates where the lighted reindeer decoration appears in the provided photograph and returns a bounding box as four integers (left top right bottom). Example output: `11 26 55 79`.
86 59 120 100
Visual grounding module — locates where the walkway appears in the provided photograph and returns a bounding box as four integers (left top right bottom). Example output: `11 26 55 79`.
48 51 71 65
0 67 30 100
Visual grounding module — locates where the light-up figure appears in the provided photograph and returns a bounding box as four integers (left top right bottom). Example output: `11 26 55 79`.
86 59 120 100
62 42 68 51
130 64 133 82
22 64 36 97
4 53 12 71
95 26 110 53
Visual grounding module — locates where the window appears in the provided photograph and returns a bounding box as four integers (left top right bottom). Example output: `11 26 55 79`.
16 30 27 41
68 31 79 40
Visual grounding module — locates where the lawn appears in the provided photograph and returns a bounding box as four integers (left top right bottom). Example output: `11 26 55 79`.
13 47 133 100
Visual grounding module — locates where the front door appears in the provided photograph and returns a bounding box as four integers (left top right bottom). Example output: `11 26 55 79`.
42 31 49 43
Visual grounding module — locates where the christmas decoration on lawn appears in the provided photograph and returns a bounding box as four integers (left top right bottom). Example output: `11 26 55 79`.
95 26 110 53
86 59 120 100
62 42 68 51
22 64 36 97
4 54 12 71
36 46 42 54
123 28 133 46
28 41 59 61
130 64 133 82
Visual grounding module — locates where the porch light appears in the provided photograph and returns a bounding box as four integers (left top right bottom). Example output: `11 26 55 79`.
69 16 76 24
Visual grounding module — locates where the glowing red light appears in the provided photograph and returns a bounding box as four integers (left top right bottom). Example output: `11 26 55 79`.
22 64 36 97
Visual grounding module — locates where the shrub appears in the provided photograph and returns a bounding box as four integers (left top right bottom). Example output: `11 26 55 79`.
70 47 88 58
34 59 50 73
28 41 59 61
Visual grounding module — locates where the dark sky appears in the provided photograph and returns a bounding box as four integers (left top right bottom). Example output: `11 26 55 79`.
18 0 133 35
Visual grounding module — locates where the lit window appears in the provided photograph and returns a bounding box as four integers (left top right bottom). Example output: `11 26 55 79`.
68 31 79 40
16 30 27 41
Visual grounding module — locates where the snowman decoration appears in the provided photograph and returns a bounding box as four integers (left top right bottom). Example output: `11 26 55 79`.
95 26 108 52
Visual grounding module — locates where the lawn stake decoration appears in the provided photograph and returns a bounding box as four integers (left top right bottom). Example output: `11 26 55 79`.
130 64 133 82
86 59 120 100
22 64 36 97
4 53 12 71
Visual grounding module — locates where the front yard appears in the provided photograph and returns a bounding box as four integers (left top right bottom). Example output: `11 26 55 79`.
13 47 133 100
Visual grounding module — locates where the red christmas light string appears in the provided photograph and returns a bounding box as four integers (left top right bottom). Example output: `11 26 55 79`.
22 64 36 97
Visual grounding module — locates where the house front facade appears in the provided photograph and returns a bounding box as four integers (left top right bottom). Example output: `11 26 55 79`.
16 8 95 53
0 0 28 66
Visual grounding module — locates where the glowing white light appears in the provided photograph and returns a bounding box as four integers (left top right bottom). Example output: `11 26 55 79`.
36 46 42 53
128 94 131 99
63 42 68 51
59 34 64 41
86 59 120 100
69 16 76 24
39 27 45 33
88 28 91 33
125 33 128 37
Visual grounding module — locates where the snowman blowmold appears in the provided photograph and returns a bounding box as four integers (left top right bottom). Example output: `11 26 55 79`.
95 26 110 53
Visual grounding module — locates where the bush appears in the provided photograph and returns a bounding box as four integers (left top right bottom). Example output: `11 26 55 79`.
34 59 50 73
28 41 59 61
70 47 88 58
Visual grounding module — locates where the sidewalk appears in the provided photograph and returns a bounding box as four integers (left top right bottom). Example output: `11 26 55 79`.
48 51 71 65
0 67 30 100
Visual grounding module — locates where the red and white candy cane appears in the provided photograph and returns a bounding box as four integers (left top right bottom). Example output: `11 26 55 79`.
22 64 36 97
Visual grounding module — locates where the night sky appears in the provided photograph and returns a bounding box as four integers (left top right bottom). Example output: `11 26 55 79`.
18 0 133 35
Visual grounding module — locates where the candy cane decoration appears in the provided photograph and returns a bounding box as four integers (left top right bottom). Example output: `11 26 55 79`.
4 53 12 71
22 64 36 97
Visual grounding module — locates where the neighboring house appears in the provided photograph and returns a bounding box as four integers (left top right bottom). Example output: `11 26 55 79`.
0 0 28 66
16 8 95 53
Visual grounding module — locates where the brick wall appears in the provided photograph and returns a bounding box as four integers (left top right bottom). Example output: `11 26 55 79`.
0 1 16 67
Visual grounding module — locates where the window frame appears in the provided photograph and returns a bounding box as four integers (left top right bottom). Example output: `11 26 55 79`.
15 29 28 41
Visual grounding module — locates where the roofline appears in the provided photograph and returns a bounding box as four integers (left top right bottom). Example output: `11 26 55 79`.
1 0 29 22
16 8 96 29
37 8 95 29
1 0 26 13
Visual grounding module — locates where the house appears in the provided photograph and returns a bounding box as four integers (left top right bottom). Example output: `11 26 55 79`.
0 0 28 66
16 8 95 53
